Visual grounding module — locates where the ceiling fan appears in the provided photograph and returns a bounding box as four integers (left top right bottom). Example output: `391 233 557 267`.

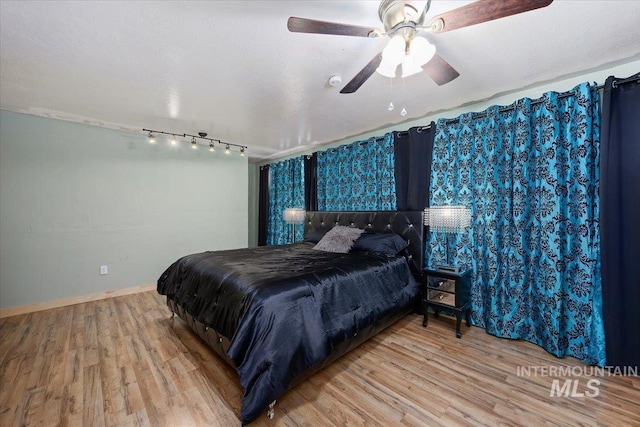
288 0 553 93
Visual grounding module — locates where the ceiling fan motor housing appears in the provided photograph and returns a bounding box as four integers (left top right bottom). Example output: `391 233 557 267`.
378 0 429 34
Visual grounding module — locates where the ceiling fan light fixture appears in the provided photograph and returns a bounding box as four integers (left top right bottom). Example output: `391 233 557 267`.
401 54 422 78
376 35 404 78
409 36 436 66
384 35 405 63
377 58 399 78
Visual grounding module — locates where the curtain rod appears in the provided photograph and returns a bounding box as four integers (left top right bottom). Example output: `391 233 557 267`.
319 134 389 152
397 87 576 135
395 125 431 138
603 73 640 89
398 75 639 131
267 75 640 164
443 90 574 124
396 87 584 133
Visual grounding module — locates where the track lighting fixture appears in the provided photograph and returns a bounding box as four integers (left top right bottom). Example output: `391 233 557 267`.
142 128 248 156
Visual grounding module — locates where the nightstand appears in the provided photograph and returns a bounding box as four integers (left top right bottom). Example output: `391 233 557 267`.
422 268 472 338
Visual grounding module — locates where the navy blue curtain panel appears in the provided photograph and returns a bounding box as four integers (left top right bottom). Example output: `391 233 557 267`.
393 123 435 210
258 165 270 246
600 74 640 370
304 153 318 211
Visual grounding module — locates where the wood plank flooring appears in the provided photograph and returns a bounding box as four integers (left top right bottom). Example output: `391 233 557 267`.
1 291 638 426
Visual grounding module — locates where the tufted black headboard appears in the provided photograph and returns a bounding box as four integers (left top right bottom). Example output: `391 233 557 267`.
304 211 424 275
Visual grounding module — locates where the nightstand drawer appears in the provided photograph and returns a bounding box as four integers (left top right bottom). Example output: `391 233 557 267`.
426 276 455 292
427 288 455 306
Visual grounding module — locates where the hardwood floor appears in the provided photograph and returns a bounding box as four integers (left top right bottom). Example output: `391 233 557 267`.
1 291 638 426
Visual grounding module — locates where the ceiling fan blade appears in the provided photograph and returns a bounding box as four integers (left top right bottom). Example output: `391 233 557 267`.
422 54 460 86
288 17 377 37
340 53 383 94
427 0 553 33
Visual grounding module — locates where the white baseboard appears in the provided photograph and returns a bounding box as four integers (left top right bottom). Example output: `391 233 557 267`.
0 284 157 319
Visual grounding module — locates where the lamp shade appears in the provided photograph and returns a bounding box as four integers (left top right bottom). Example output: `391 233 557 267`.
283 208 306 224
377 58 399 78
377 35 436 79
423 205 471 233
376 35 405 78
409 36 436 66
401 54 422 78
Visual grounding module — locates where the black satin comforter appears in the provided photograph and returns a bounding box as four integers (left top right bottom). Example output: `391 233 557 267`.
157 242 418 424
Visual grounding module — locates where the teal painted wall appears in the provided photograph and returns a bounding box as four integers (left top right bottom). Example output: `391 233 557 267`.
0 111 248 309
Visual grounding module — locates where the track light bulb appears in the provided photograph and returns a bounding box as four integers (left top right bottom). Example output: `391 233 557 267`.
148 132 156 144
191 137 197 149
170 136 177 145
209 143 215 152
225 145 230 154
240 147 245 156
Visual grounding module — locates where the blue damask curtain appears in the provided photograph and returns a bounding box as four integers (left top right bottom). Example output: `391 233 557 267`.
317 133 396 210
428 82 605 365
267 156 305 245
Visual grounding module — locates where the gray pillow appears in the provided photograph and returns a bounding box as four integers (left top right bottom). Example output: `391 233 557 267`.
313 225 365 253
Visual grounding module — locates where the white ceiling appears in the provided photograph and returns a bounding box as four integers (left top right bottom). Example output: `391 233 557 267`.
1 1 639 161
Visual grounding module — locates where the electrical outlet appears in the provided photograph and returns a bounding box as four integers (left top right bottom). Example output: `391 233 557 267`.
100 265 108 275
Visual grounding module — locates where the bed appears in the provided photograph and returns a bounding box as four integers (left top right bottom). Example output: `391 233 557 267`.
157 211 424 424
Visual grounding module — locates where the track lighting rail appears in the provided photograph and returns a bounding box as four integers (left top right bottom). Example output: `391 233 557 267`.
142 128 247 155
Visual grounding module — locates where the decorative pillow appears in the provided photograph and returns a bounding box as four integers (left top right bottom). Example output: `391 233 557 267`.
351 232 409 256
313 225 365 253
303 228 327 243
